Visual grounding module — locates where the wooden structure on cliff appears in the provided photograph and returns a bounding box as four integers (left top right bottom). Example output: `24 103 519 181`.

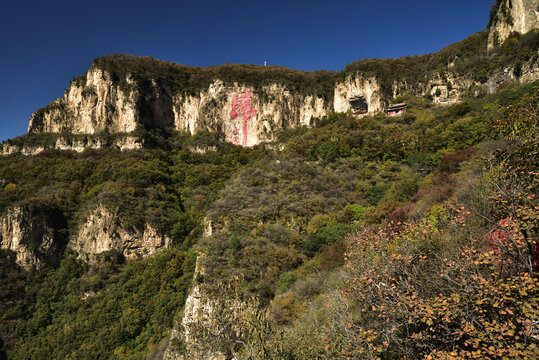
385 103 407 116
349 95 368 115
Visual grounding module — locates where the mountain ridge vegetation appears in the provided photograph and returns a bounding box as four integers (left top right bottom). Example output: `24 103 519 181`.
1 79 537 358
1 1 538 357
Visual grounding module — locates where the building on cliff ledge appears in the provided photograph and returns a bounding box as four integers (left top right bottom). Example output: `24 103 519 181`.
349 95 368 115
385 103 407 116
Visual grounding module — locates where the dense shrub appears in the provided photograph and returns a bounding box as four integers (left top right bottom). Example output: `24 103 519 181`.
1 75 538 359
344 30 539 99
303 223 354 257
85 55 339 101
8 250 195 360
438 147 476 173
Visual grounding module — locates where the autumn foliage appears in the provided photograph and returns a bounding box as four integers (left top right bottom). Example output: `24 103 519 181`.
326 88 539 359
337 210 538 359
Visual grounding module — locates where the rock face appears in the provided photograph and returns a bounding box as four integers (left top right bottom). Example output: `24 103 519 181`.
29 69 142 134
0 135 142 156
426 72 479 106
24 18 539 148
487 55 539 92
0 205 66 268
70 205 171 260
28 64 334 148
0 144 45 156
172 81 331 147
163 254 230 360
54 135 142 152
334 74 385 114
488 0 539 49
0 202 172 267
27 64 430 148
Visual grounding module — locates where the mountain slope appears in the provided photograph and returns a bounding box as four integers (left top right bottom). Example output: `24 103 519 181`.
1 80 537 359
0 2 538 358
16 28 538 152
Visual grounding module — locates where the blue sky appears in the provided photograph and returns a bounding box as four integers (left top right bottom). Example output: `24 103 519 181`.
0 0 494 142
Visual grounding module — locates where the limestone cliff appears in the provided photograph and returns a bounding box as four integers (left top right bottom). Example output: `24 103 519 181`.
1 134 142 156
344 44 538 108
426 72 480 105
487 54 539 92
163 255 224 360
22 14 539 150
163 253 246 360
28 68 141 134
334 74 385 114
488 0 539 49
26 57 495 149
27 56 336 148
0 202 172 266
0 203 66 268
70 205 171 261
172 81 330 147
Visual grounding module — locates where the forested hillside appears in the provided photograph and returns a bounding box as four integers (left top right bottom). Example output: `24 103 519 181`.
184 82 539 359
1 78 537 358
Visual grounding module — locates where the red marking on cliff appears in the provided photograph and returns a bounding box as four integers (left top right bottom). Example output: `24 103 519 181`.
232 127 240 145
231 95 240 119
230 89 256 147
243 116 248 147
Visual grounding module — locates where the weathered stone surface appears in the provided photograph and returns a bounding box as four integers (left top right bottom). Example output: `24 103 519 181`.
27 59 538 151
334 74 385 114
487 56 539 92
0 135 142 156
28 69 142 134
163 254 230 360
427 72 479 106
70 205 171 260
22 7 539 148
488 0 539 49
0 205 66 268
28 72 334 148
172 80 331 147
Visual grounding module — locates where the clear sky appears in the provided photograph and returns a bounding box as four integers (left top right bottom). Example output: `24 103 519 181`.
0 0 495 142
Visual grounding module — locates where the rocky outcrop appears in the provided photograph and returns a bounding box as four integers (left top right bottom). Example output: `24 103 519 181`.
28 69 142 134
0 204 66 268
488 0 539 49
172 81 331 147
334 74 385 114
54 135 142 152
487 56 539 92
163 254 231 360
70 205 171 260
0 202 172 267
427 72 480 105
0 135 142 156
23 14 539 149
0 144 45 156
389 57 538 105
25 56 539 150
164 219 231 360
336 72 482 109
28 66 333 148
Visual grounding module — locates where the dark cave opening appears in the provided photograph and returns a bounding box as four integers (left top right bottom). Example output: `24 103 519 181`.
349 95 368 114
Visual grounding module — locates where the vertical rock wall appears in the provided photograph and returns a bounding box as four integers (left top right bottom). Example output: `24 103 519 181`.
334 74 385 114
28 72 333 147
488 0 539 49
172 80 331 147
28 69 141 134
0 205 66 268
69 205 171 261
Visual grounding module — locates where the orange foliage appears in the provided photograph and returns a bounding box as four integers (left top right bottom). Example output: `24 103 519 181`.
334 203 538 359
